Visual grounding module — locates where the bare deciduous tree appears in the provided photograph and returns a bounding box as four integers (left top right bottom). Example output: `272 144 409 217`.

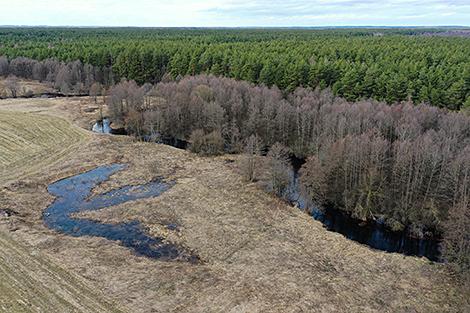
55 65 72 94
300 156 327 207
0 56 9 77
90 82 102 104
5 75 19 98
267 142 291 197
32 62 47 81
240 135 262 182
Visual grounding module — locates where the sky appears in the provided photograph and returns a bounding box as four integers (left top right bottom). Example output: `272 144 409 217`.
0 0 469 27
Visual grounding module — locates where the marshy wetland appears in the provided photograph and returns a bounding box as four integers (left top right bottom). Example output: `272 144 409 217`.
44 163 197 261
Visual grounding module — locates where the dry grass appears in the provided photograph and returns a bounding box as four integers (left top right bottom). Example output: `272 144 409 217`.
0 228 126 313
0 95 105 130
0 110 89 185
0 79 55 98
0 93 468 313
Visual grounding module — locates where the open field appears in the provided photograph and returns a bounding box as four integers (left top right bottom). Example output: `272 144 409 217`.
0 228 125 313
0 95 468 312
0 110 88 185
0 99 126 312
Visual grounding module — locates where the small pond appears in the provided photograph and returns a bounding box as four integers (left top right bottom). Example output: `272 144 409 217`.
43 164 196 261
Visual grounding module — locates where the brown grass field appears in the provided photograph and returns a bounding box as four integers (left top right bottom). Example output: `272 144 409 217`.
0 90 469 312
0 110 89 185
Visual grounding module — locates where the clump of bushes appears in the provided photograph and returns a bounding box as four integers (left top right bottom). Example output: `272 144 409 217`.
189 129 224 156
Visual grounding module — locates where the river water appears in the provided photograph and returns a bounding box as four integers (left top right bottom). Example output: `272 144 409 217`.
90 125 440 261
284 159 440 261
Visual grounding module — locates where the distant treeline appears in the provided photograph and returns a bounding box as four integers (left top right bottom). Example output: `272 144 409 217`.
0 27 469 109
0 56 112 96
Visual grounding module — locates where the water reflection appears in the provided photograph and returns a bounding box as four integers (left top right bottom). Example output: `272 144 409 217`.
285 165 440 261
43 164 196 261
92 118 112 134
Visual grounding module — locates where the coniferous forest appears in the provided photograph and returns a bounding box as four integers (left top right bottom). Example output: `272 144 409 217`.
0 27 469 109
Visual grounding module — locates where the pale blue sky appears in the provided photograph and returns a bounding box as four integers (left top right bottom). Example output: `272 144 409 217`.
1 0 469 27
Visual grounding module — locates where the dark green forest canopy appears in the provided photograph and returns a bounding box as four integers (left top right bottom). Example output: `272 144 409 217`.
1 27 470 109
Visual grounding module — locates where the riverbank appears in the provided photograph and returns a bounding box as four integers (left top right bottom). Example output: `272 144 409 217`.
0 96 468 312
109 129 443 261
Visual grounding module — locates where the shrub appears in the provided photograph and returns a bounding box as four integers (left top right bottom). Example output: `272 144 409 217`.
240 135 262 182
267 143 291 197
189 129 224 156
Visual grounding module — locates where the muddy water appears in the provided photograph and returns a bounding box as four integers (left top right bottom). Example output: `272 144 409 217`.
43 164 195 261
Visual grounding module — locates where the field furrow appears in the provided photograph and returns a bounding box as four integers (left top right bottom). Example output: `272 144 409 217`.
0 230 125 313
0 110 89 186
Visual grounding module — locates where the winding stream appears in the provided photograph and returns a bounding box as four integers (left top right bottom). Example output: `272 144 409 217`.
90 125 440 261
43 164 196 261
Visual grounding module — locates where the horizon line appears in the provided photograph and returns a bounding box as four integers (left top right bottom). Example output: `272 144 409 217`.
1 25 470 29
